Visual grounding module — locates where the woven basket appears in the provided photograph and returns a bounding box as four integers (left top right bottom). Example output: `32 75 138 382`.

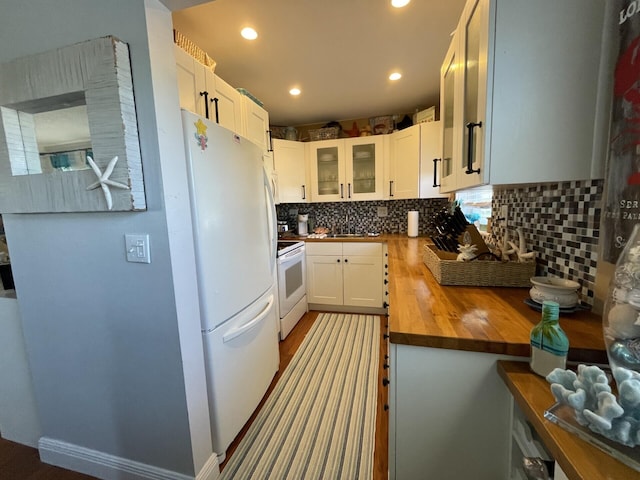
423 244 535 287
309 126 340 141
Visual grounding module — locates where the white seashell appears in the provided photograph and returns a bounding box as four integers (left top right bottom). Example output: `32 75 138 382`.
609 303 640 339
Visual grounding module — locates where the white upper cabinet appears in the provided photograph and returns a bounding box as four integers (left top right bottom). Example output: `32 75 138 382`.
440 0 609 192
419 122 449 199
385 123 448 200
273 139 309 203
174 44 250 136
308 137 384 202
211 75 243 133
241 96 271 155
386 125 420 200
344 136 384 201
175 44 211 118
308 139 345 202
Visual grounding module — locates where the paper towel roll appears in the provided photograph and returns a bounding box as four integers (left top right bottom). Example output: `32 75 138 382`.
407 211 419 237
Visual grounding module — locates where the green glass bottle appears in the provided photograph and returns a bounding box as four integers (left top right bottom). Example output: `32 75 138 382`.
530 301 569 377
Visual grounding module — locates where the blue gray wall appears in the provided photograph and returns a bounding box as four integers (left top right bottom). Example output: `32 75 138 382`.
0 0 211 477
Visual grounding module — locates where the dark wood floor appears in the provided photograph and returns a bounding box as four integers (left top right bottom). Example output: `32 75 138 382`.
0 311 388 479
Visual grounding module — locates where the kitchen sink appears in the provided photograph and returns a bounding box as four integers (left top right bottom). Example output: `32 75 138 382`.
327 233 365 238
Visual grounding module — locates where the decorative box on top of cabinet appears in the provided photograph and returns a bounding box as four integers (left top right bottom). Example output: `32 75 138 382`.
272 139 309 203
308 136 384 202
438 0 610 193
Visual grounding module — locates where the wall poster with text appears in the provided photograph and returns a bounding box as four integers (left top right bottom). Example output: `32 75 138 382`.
603 0 640 263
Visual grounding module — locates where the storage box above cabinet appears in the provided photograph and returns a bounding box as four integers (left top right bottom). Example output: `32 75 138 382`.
439 0 610 193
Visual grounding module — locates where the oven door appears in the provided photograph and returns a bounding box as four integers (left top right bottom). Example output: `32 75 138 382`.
276 245 306 319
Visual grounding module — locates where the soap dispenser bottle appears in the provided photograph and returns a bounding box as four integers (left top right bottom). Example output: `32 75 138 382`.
530 301 569 377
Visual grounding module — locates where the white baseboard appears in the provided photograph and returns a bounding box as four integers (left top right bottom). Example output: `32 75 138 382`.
39 437 220 480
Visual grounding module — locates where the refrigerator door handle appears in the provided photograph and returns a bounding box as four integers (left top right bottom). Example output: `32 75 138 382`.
263 169 277 273
222 294 274 343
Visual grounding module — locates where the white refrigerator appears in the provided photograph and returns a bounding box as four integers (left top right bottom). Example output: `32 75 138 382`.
181 110 280 462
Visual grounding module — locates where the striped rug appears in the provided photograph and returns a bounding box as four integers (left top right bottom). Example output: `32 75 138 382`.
220 313 380 480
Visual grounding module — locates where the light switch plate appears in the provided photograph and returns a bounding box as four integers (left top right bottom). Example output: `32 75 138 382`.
125 234 151 264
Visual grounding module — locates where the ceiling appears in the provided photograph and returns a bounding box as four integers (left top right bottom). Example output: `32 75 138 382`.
171 0 466 127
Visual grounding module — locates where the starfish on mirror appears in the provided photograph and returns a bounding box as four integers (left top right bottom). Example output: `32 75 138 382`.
86 155 130 210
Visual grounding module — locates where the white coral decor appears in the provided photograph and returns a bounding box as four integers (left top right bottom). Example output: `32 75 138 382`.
547 365 640 446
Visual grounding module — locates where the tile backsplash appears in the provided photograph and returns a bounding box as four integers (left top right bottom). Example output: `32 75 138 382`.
278 179 603 307
491 180 603 306
276 198 450 236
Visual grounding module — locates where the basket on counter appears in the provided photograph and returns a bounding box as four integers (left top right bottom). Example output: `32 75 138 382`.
423 243 535 287
308 126 340 141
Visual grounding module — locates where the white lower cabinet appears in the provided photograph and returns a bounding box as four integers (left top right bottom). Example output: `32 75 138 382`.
389 344 518 479
306 242 383 310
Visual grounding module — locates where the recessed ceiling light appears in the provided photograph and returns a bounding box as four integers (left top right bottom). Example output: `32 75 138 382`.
289 88 301 96
389 72 402 81
391 0 410 8
241 27 258 40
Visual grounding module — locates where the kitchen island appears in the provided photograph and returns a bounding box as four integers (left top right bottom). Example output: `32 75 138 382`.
381 235 632 480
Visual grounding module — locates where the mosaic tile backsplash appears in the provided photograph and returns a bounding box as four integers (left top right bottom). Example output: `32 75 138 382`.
276 198 450 237
491 180 603 306
278 178 604 306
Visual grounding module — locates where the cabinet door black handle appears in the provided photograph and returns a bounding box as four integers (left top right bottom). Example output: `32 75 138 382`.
344 258 349 263
301 185 306 200
337 259 341 263
200 91 209 119
340 183 344 199
210 97 219 124
267 130 273 152
389 180 394 197
348 183 352 199
433 158 441 187
465 122 482 174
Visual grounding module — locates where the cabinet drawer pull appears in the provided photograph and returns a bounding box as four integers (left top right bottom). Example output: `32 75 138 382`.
337 259 341 263
389 180 394 197
267 129 273 152
433 158 441 187
344 258 349 263
200 91 209 119
301 185 306 200
465 121 482 174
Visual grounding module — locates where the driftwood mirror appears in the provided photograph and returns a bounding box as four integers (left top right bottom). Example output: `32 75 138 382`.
0 36 145 212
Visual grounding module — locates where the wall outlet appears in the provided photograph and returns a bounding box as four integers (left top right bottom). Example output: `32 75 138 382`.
500 205 509 219
377 206 388 217
288 208 298 216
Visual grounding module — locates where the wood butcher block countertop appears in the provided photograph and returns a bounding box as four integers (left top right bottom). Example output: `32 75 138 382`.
383 235 607 364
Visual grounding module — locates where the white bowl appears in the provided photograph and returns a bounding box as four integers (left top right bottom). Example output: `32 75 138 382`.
529 276 580 308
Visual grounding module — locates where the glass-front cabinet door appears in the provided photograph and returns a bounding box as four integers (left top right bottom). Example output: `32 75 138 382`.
458 0 488 190
308 140 344 202
345 136 383 201
439 35 459 193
